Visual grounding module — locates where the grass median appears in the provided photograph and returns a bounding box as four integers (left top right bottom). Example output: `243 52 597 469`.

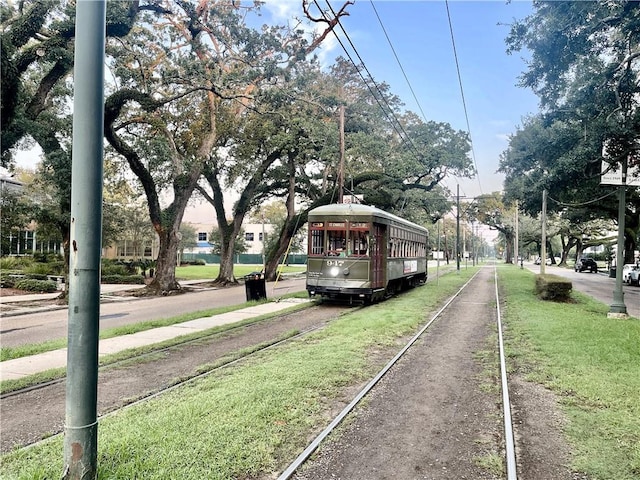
0 267 478 479
499 265 640 480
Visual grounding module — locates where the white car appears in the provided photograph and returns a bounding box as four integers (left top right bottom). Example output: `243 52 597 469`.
622 264 638 283
627 265 640 287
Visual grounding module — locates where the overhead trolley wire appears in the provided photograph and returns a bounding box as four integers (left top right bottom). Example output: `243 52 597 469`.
317 0 426 163
368 0 429 124
445 0 483 195
367 0 455 195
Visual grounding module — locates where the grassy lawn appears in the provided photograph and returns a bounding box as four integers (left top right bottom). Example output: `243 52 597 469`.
175 264 306 280
0 268 479 479
499 265 640 479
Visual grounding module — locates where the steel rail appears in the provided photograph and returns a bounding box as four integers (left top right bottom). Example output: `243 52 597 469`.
1 304 329 400
16 316 342 453
494 266 518 479
277 268 483 480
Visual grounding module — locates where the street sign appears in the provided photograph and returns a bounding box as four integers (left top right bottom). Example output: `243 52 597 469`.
600 161 640 186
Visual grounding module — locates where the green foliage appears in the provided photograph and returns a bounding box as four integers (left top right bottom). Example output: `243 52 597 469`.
23 263 52 276
101 259 137 276
0 256 31 270
502 1 640 262
14 279 57 293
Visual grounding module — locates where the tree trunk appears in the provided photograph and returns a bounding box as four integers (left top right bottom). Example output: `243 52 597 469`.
148 229 180 292
216 232 238 285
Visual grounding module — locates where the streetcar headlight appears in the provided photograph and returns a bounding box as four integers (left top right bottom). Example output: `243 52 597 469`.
330 266 340 277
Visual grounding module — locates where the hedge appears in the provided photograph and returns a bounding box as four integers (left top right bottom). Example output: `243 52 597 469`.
535 273 573 301
14 279 58 293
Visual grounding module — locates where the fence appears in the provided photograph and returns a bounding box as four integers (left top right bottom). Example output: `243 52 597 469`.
181 253 307 265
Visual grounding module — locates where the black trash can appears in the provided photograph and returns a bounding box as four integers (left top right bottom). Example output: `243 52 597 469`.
609 267 616 278
244 272 267 301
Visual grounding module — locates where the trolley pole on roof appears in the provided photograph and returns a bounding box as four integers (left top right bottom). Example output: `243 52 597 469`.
62 1 106 478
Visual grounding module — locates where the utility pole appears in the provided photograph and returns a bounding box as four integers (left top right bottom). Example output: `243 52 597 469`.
514 200 519 266
456 185 461 271
338 105 345 204
541 190 547 275
63 1 106 478
609 158 627 317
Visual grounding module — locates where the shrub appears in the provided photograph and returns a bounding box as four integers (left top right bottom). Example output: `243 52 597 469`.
14 279 58 293
101 259 139 276
535 274 572 301
33 252 64 263
24 263 53 276
0 256 33 270
180 259 206 266
25 273 49 281
101 274 145 285
0 273 23 288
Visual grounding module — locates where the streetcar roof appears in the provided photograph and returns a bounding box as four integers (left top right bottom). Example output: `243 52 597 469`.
308 203 428 233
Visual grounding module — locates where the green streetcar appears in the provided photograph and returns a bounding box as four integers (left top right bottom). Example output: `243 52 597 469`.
306 203 428 303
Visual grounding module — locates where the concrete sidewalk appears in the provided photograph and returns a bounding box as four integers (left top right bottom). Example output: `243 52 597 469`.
0 298 309 382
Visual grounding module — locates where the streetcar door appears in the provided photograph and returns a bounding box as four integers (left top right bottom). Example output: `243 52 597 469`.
371 223 386 288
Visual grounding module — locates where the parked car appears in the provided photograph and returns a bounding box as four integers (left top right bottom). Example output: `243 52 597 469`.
622 264 637 283
534 257 552 265
575 257 598 273
627 265 640 286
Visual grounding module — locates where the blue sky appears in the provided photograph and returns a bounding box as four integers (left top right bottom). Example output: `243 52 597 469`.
265 0 540 200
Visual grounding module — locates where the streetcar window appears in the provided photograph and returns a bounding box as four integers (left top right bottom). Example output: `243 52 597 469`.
327 230 347 256
310 229 325 255
349 230 369 256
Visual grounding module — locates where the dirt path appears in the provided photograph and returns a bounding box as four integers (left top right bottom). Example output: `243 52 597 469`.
289 266 576 480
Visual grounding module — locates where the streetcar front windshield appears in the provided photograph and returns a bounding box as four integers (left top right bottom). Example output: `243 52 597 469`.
308 220 370 257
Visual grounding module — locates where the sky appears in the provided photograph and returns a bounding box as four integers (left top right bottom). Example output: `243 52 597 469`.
263 0 540 201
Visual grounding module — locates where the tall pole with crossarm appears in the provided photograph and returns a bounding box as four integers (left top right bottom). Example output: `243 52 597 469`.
63 1 106 478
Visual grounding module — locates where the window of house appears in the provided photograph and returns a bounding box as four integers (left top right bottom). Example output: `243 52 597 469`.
245 232 254 241
198 232 207 241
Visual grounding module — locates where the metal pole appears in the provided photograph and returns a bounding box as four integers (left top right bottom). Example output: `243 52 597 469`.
63 1 106 478
609 159 627 316
436 219 440 285
514 200 519 265
456 184 460 271
540 190 547 275
338 105 345 204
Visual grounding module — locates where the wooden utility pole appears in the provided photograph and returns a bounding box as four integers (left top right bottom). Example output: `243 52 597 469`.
541 190 547 274
338 105 345 203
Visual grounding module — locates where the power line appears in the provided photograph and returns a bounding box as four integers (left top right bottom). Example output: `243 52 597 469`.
368 0 429 124
317 0 425 162
367 0 459 196
445 0 482 195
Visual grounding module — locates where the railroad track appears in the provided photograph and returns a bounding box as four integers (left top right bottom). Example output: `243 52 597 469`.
1 304 351 453
279 264 518 480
